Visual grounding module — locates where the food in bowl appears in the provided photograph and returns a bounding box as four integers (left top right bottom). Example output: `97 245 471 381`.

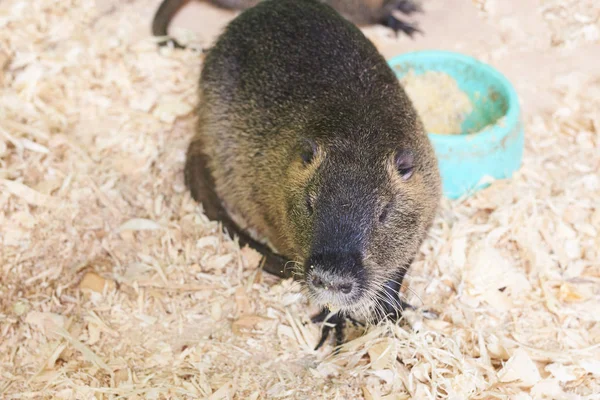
399 69 473 135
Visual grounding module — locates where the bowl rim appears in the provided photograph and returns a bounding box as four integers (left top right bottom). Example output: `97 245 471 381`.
387 50 521 145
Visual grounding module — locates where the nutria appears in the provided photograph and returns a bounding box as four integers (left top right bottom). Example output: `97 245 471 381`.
152 0 423 49
184 0 440 348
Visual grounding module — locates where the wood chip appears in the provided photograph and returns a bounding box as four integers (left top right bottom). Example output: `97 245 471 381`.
79 272 113 293
498 349 542 387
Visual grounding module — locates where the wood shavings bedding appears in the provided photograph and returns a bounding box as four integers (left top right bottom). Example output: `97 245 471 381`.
0 0 599 399
540 0 600 49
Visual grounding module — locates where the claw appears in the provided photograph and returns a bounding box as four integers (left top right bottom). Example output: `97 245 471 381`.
314 324 333 351
383 15 422 38
312 309 347 351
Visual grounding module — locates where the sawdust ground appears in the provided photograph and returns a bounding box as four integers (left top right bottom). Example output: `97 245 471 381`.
1 0 599 399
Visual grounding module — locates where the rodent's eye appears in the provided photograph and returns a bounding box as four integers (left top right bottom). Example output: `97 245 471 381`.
379 201 392 223
300 139 317 165
395 149 415 181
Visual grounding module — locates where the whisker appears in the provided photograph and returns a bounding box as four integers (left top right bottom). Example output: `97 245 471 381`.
366 264 425 307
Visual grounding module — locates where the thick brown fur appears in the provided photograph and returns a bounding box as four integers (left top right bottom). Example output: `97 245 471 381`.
152 0 422 48
184 0 440 329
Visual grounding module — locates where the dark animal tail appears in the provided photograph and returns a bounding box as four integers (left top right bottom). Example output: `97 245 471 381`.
152 0 189 49
185 139 294 279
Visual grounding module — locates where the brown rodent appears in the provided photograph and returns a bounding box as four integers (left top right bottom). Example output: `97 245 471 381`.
184 0 440 348
152 0 422 49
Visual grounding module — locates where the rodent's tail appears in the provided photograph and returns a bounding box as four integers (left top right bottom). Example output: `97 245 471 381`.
185 139 294 279
152 0 189 49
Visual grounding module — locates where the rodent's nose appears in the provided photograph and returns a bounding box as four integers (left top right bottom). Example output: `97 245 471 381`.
305 252 364 299
309 272 354 294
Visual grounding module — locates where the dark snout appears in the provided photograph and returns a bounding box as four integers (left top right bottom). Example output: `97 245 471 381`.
305 252 366 307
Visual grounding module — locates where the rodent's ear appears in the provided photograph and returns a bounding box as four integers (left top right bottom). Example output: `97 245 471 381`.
300 138 317 165
395 149 414 181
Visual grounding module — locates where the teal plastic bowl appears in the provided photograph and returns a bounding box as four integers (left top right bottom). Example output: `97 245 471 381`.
388 50 524 199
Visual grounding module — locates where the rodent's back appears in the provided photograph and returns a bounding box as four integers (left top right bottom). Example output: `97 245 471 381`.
201 0 406 121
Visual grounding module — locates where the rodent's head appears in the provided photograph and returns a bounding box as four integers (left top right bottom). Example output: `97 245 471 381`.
281 110 441 318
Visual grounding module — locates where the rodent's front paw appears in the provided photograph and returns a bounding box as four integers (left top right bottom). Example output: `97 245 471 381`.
311 309 364 352
378 298 416 322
